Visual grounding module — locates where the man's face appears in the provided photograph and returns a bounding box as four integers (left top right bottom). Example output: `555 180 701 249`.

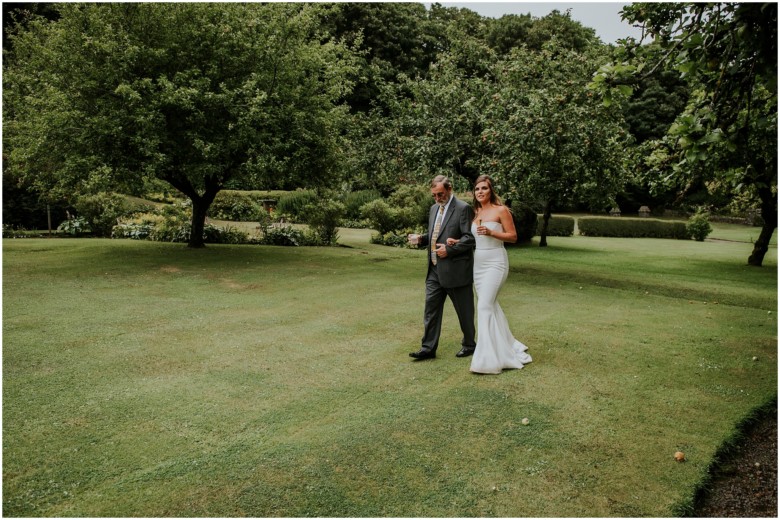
431 183 451 205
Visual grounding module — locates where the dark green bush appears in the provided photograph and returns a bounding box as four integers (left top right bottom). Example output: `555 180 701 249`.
73 192 138 237
209 191 265 221
305 199 345 245
687 211 713 242
537 215 575 237
261 225 309 246
203 224 250 244
370 228 417 248
276 190 319 222
360 185 430 238
387 185 430 228
360 199 402 235
343 189 382 220
578 217 690 239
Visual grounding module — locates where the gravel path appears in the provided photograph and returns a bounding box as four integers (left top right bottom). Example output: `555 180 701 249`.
693 404 777 517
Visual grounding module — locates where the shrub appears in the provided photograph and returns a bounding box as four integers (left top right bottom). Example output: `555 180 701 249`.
111 222 155 240
148 203 192 242
203 224 250 244
387 185 430 228
343 190 381 220
57 216 91 236
276 190 319 223
360 199 401 235
209 191 265 221
257 208 273 237
340 218 371 229
113 205 251 244
537 215 575 237
3 224 31 238
305 198 345 246
578 217 690 239
261 225 308 246
370 228 417 248
687 211 713 242
73 192 136 237
360 185 430 238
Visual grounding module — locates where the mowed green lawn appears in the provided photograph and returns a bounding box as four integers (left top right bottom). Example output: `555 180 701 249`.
3 225 777 517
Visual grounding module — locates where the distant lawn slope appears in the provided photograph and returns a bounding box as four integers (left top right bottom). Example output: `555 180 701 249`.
3 227 776 516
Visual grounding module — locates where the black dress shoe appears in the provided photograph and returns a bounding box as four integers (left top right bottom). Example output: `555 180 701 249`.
456 347 475 358
409 349 436 360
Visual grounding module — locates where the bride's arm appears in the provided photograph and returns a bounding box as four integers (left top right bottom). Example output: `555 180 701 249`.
485 206 517 243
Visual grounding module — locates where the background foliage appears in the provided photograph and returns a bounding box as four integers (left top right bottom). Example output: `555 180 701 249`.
2 2 776 260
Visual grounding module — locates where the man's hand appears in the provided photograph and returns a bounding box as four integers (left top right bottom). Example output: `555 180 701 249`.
435 243 448 258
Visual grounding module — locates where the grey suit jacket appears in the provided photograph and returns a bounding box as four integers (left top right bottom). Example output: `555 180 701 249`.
417 196 476 288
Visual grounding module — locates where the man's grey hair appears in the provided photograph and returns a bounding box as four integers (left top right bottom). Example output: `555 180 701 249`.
431 175 453 190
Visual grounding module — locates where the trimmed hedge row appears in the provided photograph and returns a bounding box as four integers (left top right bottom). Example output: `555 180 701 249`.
537 215 575 237
578 216 690 239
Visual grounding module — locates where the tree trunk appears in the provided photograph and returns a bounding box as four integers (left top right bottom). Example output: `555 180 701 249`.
747 186 777 267
539 201 552 247
161 172 223 248
748 222 776 266
188 190 219 249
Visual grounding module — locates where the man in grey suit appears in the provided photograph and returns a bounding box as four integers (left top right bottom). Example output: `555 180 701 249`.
408 175 476 360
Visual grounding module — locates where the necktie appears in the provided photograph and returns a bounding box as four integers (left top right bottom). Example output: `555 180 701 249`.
431 204 444 265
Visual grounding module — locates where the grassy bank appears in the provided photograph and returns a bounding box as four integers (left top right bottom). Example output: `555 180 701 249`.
3 226 776 516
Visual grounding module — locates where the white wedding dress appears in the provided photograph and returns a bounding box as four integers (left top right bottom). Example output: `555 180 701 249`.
470 221 532 374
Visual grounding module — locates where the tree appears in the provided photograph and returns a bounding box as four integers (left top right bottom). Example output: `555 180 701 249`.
317 2 435 113
623 70 689 145
590 3 777 266
483 13 534 56
349 37 495 194
4 3 357 247
523 9 599 51
481 40 628 246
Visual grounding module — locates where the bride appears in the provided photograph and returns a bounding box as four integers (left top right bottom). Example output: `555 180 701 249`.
451 175 532 374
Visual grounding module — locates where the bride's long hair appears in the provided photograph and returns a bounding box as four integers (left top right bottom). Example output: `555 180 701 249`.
472 174 503 209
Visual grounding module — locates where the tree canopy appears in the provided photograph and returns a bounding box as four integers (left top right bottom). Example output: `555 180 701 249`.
590 2 777 265
3 2 772 260
4 3 358 247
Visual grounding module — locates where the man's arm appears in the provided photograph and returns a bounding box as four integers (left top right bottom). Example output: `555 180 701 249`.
445 204 475 256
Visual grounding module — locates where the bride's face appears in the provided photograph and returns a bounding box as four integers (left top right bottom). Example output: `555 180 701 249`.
474 181 491 204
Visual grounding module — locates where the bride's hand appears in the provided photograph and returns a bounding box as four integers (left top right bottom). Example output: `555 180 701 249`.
446 238 457 246
477 225 490 236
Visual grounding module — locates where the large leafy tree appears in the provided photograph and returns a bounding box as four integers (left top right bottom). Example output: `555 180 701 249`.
351 9 626 240
4 3 357 247
347 33 495 194
481 40 628 246
591 3 777 266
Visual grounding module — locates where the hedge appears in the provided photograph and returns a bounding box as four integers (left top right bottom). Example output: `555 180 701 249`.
209 190 265 221
276 190 319 222
537 215 575 237
578 216 691 239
